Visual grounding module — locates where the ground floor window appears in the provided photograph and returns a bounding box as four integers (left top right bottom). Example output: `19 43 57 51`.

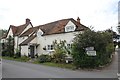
47 45 53 50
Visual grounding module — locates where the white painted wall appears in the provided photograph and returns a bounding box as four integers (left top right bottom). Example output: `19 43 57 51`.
14 23 32 53
36 31 83 55
14 36 18 52
7 28 13 38
21 46 29 56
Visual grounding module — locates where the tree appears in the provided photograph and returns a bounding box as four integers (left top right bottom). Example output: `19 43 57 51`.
3 36 14 57
72 29 114 68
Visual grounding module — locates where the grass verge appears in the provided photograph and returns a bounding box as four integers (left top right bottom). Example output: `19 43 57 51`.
2 56 75 70
33 60 75 69
2 56 30 62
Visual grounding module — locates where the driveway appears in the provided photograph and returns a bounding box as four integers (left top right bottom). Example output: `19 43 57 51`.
2 51 118 78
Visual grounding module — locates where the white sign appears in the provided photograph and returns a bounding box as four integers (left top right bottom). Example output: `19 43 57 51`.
85 47 94 51
86 50 96 56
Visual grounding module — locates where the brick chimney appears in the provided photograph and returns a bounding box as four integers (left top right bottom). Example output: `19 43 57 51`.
77 17 80 24
26 18 30 24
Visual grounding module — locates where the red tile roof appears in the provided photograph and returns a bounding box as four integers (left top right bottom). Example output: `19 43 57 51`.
37 18 88 35
6 18 33 37
19 34 36 46
20 27 39 37
6 18 88 39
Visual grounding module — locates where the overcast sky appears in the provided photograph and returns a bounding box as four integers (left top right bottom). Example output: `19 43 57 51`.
0 0 118 32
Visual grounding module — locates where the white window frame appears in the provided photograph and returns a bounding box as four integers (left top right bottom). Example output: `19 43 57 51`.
65 26 75 32
47 45 54 51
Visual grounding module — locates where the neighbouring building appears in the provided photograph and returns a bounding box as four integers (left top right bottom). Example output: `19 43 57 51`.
1 17 88 58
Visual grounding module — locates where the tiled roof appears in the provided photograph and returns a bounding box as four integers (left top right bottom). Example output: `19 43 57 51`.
37 18 88 35
15 24 29 36
6 18 33 37
19 34 36 46
20 27 39 37
7 18 88 38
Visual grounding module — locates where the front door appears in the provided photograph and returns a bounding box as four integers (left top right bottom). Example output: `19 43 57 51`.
30 46 34 58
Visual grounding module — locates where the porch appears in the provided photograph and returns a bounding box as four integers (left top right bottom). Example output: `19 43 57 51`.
28 43 39 58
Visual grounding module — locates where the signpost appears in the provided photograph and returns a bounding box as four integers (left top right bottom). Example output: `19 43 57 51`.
85 47 96 56
85 47 96 67
86 50 96 56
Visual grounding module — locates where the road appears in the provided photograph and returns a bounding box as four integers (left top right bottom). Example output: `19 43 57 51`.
0 59 2 79
2 52 118 78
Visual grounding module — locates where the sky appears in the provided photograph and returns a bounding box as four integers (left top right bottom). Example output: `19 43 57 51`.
0 0 119 32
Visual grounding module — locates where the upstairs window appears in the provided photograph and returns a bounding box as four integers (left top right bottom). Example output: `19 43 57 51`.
65 26 75 32
22 37 25 39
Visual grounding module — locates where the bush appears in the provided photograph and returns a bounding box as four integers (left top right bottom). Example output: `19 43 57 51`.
52 40 68 63
14 52 21 58
21 55 30 62
72 29 114 68
106 43 114 58
38 54 51 63
2 50 7 56
52 53 66 63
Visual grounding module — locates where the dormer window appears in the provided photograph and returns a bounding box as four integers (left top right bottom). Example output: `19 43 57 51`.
66 26 74 30
37 29 43 37
22 37 25 39
65 21 76 32
37 32 42 36
65 25 75 32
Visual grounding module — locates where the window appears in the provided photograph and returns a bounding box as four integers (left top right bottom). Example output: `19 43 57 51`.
67 44 71 48
22 37 25 39
37 29 43 37
65 26 75 32
47 45 53 50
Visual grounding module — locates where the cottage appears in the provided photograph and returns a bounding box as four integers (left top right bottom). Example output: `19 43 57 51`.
1 17 88 58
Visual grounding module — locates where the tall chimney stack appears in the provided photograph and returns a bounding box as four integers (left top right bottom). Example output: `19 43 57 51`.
26 18 30 24
77 17 80 24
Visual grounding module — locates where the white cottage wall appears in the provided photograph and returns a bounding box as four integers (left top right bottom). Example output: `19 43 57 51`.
36 31 83 55
21 46 29 56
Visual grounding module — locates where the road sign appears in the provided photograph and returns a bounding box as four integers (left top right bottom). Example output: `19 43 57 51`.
85 47 94 51
86 50 96 56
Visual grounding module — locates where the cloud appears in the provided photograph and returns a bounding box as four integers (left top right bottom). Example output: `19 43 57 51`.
0 0 118 32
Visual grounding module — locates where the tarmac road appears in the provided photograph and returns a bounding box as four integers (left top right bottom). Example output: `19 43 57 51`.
2 51 118 78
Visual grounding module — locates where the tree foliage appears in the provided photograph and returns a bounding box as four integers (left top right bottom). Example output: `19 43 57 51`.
72 29 114 68
2 36 14 57
52 40 68 63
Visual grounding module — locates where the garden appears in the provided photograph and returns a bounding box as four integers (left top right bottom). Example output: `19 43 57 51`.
1 29 115 70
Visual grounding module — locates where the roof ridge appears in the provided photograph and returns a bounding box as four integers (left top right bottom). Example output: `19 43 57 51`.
35 18 74 27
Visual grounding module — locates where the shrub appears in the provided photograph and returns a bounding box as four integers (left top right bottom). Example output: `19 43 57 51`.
52 53 66 63
72 29 114 68
38 54 51 63
14 52 21 58
106 43 114 58
21 55 30 62
52 40 68 63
